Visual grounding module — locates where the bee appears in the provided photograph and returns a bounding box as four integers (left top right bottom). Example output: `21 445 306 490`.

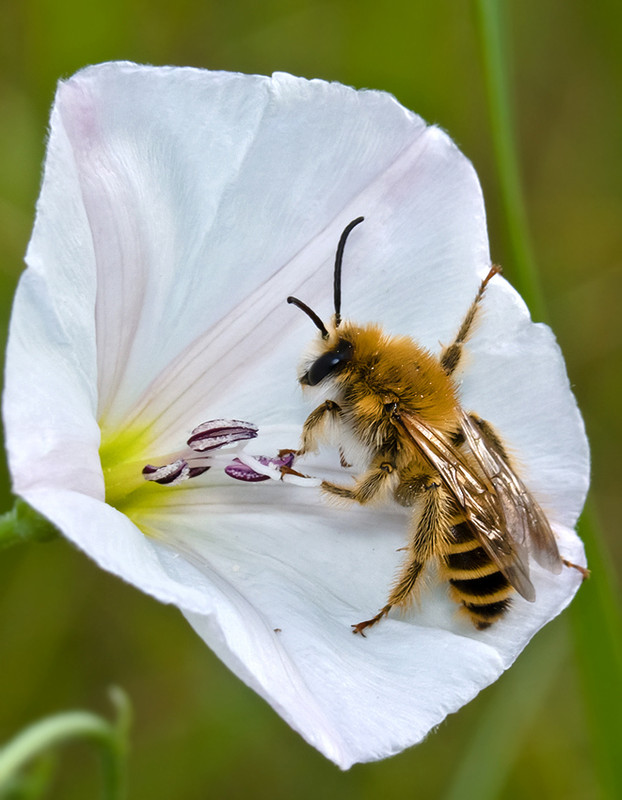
287 217 585 635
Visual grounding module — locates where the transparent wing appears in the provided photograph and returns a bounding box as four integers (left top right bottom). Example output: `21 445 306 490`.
459 411 562 574
395 410 539 602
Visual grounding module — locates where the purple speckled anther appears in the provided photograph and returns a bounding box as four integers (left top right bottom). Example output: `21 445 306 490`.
225 452 296 482
187 419 258 452
142 459 191 485
142 418 283 487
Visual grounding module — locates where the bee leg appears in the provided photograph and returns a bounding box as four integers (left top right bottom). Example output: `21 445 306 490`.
353 478 451 635
440 266 500 376
562 559 590 580
351 604 393 637
322 455 397 504
339 448 351 468
352 557 427 636
298 400 342 454
466 414 509 459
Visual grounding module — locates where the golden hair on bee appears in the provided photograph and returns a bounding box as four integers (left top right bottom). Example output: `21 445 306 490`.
287 218 587 635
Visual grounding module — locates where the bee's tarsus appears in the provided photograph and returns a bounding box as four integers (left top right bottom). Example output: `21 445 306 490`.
339 448 351 468
352 604 392 636
440 264 501 376
482 264 502 287
277 448 298 458
279 465 309 479
562 558 590 580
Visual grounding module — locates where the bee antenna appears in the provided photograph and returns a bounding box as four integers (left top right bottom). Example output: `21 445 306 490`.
334 216 364 327
287 296 330 339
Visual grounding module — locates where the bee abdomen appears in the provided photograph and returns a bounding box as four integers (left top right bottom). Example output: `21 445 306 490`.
460 598 512 630
447 570 513 630
441 522 513 630
444 546 498 578
449 570 510 598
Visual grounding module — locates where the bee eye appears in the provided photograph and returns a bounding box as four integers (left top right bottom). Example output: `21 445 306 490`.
304 340 354 386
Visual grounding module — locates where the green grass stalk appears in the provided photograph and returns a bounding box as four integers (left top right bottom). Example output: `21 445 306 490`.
473 1 622 797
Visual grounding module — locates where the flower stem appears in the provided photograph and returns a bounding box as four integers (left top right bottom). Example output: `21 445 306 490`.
473 0 546 320
0 499 58 551
443 621 567 800
474 2 622 797
569 502 622 799
0 688 131 799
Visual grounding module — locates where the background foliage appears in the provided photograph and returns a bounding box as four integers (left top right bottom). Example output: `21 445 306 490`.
0 1 620 797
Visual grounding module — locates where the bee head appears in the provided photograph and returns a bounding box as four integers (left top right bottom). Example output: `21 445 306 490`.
287 216 364 387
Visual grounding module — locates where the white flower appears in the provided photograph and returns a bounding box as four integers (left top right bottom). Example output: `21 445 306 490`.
3 62 589 769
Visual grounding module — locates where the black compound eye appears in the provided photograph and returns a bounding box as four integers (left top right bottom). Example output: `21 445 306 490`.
303 340 354 386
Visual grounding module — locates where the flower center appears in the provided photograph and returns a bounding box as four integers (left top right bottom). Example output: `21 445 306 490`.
99 418 303 519
99 423 162 513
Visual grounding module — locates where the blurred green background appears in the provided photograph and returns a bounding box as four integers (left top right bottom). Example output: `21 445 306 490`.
0 1 620 798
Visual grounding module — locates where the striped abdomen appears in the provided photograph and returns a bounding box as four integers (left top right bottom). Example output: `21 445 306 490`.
440 521 513 629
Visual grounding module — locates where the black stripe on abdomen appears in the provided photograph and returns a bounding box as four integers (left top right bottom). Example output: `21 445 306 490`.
442 522 514 629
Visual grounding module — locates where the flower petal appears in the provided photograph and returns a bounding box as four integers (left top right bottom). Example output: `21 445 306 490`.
137 479 586 768
15 437 585 769
52 63 489 448
4 62 589 769
3 101 102 499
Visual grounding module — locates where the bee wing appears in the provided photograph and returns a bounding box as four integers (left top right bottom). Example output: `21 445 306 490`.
396 411 538 602
459 412 562 575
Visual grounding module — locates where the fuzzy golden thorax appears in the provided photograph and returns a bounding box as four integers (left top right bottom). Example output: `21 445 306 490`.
319 320 461 435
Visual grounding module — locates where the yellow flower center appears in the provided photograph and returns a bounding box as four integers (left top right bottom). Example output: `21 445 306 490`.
99 423 172 518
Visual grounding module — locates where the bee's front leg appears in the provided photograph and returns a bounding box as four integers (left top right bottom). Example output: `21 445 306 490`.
277 401 343 480
298 399 342 455
440 266 500 376
322 454 398 505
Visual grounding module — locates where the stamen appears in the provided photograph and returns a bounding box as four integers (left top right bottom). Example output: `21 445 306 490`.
141 418 314 489
143 459 190 485
143 418 261 486
187 419 258 452
225 452 296 482
188 466 211 479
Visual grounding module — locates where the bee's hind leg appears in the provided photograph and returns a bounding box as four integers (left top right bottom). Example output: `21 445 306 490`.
351 603 394 637
353 477 451 636
562 559 590 580
351 556 426 636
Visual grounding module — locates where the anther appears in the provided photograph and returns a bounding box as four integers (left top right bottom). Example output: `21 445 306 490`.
187 419 258 451
143 459 190 485
225 452 296 483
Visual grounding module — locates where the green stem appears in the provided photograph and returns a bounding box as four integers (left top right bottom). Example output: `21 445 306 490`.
0 688 131 800
569 502 622 798
443 622 568 800
0 499 58 551
474 1 622 797
474 0 545 320
0 508 22 550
